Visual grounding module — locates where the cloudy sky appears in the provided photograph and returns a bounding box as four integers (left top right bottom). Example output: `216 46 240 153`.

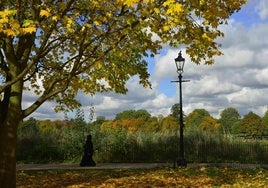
26 0 268 121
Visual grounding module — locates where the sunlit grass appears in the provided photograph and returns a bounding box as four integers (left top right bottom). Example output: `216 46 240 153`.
17 167 268 187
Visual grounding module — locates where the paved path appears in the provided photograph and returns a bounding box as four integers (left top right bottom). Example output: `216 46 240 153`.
16 163 171 170
16 163 268 171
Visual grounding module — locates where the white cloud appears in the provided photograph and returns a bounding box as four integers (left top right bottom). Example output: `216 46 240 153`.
185 75 240 96
27 101 65 120
256 1 268 20
228 87 268 106
256 68 268 85
214 48 254 68
154 49 178 80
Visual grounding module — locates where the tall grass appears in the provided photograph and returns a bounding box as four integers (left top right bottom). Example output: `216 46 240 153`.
17 123 268 164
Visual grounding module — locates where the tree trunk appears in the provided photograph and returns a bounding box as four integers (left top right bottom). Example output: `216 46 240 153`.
0 77 23 187
0 120 18 188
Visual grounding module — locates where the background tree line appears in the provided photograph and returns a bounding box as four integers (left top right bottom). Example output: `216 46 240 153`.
17 105 268 164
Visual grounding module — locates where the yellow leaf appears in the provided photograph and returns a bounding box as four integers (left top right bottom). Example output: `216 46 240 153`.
52 15 60 21
163 0 173 7
0 9 17 18
0 18 8 23
117 0 140 6
40 9 50 17
94 20 101 26
202 33 212 41
22 20 34 27
163 25 170 31
167 3 183 15
154 8 160 14
3 29 16 36
200 0 205 5
173 4 183 13
21 27 37 34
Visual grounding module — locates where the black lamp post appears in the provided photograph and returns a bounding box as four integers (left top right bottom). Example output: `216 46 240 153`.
172 51 189 167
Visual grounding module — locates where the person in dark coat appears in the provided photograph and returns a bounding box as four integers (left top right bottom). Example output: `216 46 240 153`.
80 135 96 167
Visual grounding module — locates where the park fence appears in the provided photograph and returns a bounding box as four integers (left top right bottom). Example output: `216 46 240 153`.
17 134 268 164
93 137 268 164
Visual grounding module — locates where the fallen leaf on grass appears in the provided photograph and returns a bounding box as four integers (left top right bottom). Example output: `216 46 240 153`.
17 167 268 187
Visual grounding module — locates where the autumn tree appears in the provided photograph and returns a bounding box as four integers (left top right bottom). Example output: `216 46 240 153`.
186 109 220 136
100 120 114 132
199 116 220 136
144 116 160 132
262 108 268 132
160 115 178 133
185 109 210 131
115 109 151 121
0 0 246 186
218 107 240 135
236 112 266 139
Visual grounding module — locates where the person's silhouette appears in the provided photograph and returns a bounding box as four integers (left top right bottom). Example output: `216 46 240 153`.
80 135 96 167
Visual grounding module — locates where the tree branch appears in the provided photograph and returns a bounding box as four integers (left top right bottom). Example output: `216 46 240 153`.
21 76 69 118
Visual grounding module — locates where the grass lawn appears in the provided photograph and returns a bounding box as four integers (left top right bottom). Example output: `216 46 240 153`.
17 167 268 187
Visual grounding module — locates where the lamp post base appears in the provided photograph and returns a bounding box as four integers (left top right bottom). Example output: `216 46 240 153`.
177 158 187 167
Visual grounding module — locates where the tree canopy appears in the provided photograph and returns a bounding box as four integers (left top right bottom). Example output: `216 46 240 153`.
185 109 210 130
115 109 151 120
0 0 246 118
219 107 240 134
236 112 266 139
170 103 181 120
199 116 220 135
262 108 268 128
